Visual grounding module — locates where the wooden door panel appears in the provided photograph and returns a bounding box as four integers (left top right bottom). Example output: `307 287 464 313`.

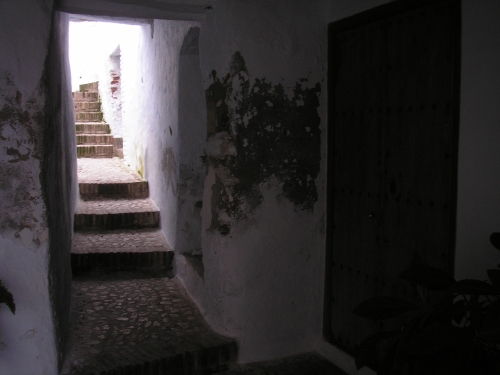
326 0 460 353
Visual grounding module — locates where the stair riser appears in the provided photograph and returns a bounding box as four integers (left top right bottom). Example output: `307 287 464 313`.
77 145 114 158
87 342 237 375
76 123 110 134
71 251 173 275
75 112 103 122
74 212 160 231
74 102 101 112
80 82 99 92
77 135 114 145
79 182 149 200
72 92 99 102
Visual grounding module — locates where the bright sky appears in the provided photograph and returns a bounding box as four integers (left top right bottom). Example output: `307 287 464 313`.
69 21 136 91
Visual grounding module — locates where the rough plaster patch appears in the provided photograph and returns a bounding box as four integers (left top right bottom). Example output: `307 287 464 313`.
161 147 178 196
204 53 321 235
0 72 47 243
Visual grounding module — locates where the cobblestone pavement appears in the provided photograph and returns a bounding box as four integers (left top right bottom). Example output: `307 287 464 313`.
78 158 143 184
219 353 347 375
62 275 236 375
72 228 172 254
76 198 159 214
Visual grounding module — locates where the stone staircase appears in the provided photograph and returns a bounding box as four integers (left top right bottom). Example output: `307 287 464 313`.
62 82 237 375
73 82 116 159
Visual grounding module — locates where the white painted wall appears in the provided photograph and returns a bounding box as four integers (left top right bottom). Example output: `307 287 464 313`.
120 20 198 249
0 1 58 374
455 0 500 281
176 0 328 364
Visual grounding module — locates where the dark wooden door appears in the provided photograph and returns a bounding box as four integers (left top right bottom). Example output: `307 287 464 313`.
325 0 460 353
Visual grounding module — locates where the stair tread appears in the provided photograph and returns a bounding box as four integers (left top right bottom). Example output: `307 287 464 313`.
78 158 143 184
75 198 159 215
61 276 237 375
72 229 172 254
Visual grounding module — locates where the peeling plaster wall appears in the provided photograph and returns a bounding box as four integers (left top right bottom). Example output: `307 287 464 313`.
0 1 60 374
177 0 328 364
98 49 123 138
120 20 198 249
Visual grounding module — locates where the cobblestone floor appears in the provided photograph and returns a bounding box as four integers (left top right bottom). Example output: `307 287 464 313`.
62 275 236 375
72 228 172 254
78 158 143 184
75 198 159 214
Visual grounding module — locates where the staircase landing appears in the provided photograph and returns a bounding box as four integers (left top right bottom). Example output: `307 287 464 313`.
62 274 237 375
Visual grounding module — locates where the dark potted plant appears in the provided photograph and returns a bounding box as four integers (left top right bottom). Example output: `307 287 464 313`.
0 280 15 350
352 234 500 375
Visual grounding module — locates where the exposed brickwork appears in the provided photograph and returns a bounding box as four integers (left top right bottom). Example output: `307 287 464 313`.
77 144 114 158
72 91 99 101
76 123 111 134
77 134 114 145
74 101 101 112
72 229 173 274
75 111 103 122
215 353 347 375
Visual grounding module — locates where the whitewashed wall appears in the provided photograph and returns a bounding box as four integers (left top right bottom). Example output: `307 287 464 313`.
177 0 328 364
0 1 58 374
120 20 198 249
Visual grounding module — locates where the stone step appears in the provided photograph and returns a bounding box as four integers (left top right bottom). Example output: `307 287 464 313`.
74 101 101 112
71 229 173 275
74 198 160 231
80 181 149 200
77 145 114 158
80 81 99 92
75 122 110 134
212 353 347 374
77 134 114 146
75 111 103 122
72 91 99 102
61 276 237 375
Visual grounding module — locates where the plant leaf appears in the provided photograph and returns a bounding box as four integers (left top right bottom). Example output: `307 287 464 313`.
487 269 500 290
490 232 500 251
405 324 471 357
478 318 500 343
354 331 397 371
400 262 455 291
451 279 500 296
484 298 500 321
0 281 15 314
353 296 421 320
